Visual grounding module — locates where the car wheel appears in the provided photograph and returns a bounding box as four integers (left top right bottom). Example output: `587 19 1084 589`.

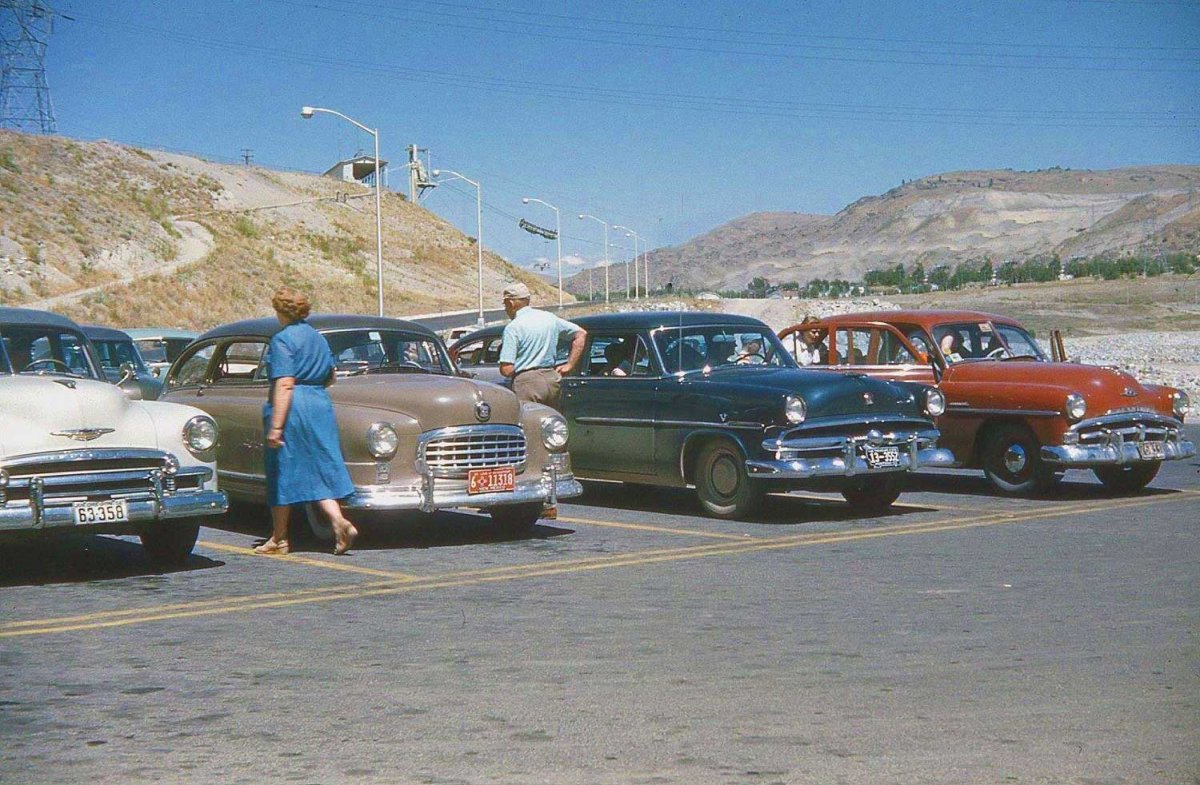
982 424 1054 495
1093 462 1160 494
840 473 905 513
694 441 764 519
140 519 200 567
489 502 543 533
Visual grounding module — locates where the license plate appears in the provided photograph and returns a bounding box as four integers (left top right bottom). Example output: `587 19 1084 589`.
864 446 901 469
1137 441 1165 460
468 466 516 495
72 499 129 525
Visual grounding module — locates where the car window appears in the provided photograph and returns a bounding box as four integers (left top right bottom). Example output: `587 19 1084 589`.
93 340 149 372
212 340 268 384
165 338 194 362
654 325 794 374
0 337 11 374
135 339 167 363
582 334 653 377
322 329 453 376
167 343 216 388
932 322 1001 363
454 338 486 366
992 324 1046 360
482 338 503 364
0 325 98 378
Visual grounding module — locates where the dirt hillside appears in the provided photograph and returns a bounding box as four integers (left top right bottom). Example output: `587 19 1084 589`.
0 130 562 329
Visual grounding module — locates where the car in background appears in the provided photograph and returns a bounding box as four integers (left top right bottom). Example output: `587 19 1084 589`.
779 310 1194 494
0 307 228 565
125 328 198 379
82 324 163 400
449 324 572 387
158 314 581 539
556 311 953 519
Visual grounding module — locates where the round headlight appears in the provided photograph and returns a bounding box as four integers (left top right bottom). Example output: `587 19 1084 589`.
785 394 807 424
367 422 399 459
183 415 218 453
924 388 946 417
1173 390 1190 419
1065 392 1087 421
541 414 569 450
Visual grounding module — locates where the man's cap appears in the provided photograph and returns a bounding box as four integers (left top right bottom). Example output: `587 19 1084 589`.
503 282 532 300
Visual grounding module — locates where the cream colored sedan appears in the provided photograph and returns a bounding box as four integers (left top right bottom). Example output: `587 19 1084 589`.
0 307 228 565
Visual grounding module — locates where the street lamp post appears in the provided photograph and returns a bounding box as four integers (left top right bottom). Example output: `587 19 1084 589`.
300 106 385 317
613 225 640 300
578 214 610 304
433 169 485 326
522 196 562 309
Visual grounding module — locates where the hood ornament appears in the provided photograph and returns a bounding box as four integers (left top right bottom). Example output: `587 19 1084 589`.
475 401 491 422
51 428 114 442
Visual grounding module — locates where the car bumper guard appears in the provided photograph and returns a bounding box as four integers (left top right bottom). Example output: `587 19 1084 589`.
747 427 955 480
342 468 583 514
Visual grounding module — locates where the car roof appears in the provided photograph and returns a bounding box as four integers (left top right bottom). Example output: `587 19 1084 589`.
448 324 504 349
197 314 439 342
816 310 1024 329
574 310 768 330
124 327 199 340
0 307 83 331
81 324 134 341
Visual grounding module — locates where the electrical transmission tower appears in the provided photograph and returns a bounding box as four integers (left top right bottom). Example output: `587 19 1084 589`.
0 0 62 133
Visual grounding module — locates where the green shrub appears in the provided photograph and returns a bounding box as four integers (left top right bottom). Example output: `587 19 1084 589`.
234 215 260 238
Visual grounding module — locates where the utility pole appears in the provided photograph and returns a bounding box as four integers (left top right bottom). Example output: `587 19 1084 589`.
0 0 65 133
240 148 253 166
407 144 436 202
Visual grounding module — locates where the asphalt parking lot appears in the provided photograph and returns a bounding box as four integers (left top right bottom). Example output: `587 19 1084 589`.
2 426 1198 785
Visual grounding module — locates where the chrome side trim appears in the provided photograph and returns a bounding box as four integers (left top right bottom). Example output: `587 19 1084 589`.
944 406 1060 418
576 416 762 430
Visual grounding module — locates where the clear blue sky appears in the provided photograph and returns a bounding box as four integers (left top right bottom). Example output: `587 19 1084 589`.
45 0 1200 272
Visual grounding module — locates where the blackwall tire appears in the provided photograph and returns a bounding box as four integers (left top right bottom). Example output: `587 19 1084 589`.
693 441 764 520
140 519 200 567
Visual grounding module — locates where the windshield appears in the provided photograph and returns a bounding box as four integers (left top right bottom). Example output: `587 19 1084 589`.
653 325 797 374
322 328 453 376
930 321 1047 364
0 325 98 378
93 339 150 373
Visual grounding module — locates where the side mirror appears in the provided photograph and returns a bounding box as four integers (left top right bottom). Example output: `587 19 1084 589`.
118 361 137 385
914 350 929 365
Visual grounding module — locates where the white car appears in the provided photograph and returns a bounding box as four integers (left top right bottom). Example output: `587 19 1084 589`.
0 308 228 565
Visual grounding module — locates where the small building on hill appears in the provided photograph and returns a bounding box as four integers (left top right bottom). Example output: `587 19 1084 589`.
322 155 388 187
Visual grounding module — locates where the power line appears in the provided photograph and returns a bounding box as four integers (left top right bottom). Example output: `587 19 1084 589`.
63 13 1200 128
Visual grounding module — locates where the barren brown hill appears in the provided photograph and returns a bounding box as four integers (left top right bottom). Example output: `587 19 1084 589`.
572 166 1200 294
0 130 561 328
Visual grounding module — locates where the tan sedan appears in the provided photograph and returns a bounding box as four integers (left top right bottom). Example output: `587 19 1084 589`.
158 314 580 539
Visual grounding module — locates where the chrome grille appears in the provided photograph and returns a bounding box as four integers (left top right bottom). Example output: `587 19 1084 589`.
1074 412 1180 445
769 415 938 456
417 425 527 478
0 448 178 504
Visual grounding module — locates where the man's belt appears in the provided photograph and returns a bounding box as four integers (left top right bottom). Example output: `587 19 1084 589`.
513 365 557 377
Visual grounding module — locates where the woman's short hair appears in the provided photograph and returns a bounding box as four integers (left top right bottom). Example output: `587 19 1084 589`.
272 287 311 321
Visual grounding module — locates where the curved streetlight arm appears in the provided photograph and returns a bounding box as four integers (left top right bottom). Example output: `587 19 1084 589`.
301 106 374 136
432 169 485 325
523 197 563 309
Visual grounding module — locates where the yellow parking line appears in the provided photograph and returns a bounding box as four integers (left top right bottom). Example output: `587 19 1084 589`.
555 515 758 540
2 491 1193 638
198 540 417 580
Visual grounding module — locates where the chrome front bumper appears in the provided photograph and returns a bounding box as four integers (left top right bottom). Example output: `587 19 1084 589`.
0 489 229 533
342 469 582 514
748 423 954 480
1041 412 1195 467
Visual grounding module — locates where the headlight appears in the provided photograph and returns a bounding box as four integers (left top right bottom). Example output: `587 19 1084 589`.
367 422 399 459
183 415 218 453
1173 390 1190 419
924 388 946 417
1065 392 1087 421
541 414 569 450
784 395 807 424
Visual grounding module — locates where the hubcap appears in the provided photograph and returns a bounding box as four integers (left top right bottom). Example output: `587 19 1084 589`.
1003 443 1028 474
710 456 740 497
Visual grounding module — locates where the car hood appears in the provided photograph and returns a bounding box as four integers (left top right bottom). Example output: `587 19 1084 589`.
696 366 923 418
0 375 158 457
328 374 523 425
943 360 1167 411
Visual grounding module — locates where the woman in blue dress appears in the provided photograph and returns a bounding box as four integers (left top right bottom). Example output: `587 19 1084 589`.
255 288 358 555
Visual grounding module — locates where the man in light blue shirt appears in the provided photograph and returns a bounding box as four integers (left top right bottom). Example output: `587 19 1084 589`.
498 282 586 409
